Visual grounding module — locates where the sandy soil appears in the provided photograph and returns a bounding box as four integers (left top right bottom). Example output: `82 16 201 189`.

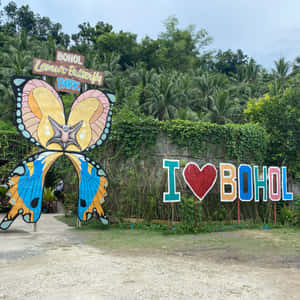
0 214 300 300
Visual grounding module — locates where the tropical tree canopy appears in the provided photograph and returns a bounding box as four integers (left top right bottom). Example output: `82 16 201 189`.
0 1 299 177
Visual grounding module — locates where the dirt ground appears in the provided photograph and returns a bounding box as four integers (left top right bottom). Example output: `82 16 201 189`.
0 214 300 300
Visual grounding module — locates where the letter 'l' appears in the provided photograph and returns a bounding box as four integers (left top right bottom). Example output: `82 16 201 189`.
282 167 293 200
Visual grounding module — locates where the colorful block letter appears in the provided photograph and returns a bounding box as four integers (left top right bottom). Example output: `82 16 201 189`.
238 164 253 201
220 163 237 202
163 159 180 202
282 167 293 201
268 167 281 201
254 166 267 202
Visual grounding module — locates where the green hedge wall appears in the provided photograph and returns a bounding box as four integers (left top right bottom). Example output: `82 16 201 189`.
107 118 268 164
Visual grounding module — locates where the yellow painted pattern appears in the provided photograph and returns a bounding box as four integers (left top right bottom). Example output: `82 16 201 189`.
28 90 42 119
83 176 108 221
7 177 33 222
27 162 34 176
67 98 101 151
65 153 81 182
41 152 63 184
88 163 93 175
33 86 65 150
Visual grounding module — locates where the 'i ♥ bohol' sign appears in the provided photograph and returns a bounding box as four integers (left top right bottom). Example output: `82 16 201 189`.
163 160 293 203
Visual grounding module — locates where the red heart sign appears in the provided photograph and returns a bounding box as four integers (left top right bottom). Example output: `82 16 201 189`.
183 163 217 201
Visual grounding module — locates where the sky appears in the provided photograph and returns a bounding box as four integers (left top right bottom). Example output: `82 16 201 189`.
3 0 300 69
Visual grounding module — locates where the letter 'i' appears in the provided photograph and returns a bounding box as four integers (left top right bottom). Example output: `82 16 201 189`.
163 159 180 202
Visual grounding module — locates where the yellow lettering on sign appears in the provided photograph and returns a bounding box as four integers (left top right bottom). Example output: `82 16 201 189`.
33 59 42 72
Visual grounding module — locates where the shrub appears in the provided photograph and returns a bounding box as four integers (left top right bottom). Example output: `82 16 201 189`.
279 205 296 225
0 185 9 213
179 195 201 225
42 187 56 213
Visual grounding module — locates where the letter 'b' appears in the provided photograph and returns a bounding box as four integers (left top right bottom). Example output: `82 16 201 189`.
220 163 237 202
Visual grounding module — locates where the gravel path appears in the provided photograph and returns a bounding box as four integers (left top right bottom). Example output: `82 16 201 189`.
0 214 300 300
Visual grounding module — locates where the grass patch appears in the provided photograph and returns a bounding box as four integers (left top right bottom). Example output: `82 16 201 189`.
55 215 300 259
56 215 77 227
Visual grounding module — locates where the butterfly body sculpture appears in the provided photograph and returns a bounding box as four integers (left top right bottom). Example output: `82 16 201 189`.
0 76 115 230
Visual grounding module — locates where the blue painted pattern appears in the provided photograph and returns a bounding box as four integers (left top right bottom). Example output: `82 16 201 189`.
17 159 45 222
77 158 101 221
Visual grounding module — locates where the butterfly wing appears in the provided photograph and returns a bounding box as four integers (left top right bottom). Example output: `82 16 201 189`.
0 151 62 230
66 90 114 152
66 153 108 222
11 76 66 150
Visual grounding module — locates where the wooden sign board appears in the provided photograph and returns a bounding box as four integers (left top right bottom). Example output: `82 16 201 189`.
32 50 103 94
56 50 85 66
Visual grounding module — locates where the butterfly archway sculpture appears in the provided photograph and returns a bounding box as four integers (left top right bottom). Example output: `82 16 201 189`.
0 76 115 230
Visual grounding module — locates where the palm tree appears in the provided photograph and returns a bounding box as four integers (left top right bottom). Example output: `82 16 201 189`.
193 72 215 110
272 57 290 81
191 71 228 112
205 90 236 124
100 52 121 74
292 56 300 74
32 36 58 61
176 107 199 121
99 52 122 91
0 31 33 77
0 81 15 123
125 64 158 109
175 72 197 109
2 49 32 76
142 71 181 120
235 58 260 83
0 32 33 124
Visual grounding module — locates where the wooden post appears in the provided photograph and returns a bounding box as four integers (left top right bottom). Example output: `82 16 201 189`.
171 203 175 225
165 134 172 227
272 175 277 225
274 202 277 225
165 134 168 154
194 196 198 226
237 197 240 225
76 218 82 228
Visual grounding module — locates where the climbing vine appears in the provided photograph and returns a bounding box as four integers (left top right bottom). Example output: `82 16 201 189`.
0 130 33 160
0 130 34 181
105 117 269 164
109 112 160 159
